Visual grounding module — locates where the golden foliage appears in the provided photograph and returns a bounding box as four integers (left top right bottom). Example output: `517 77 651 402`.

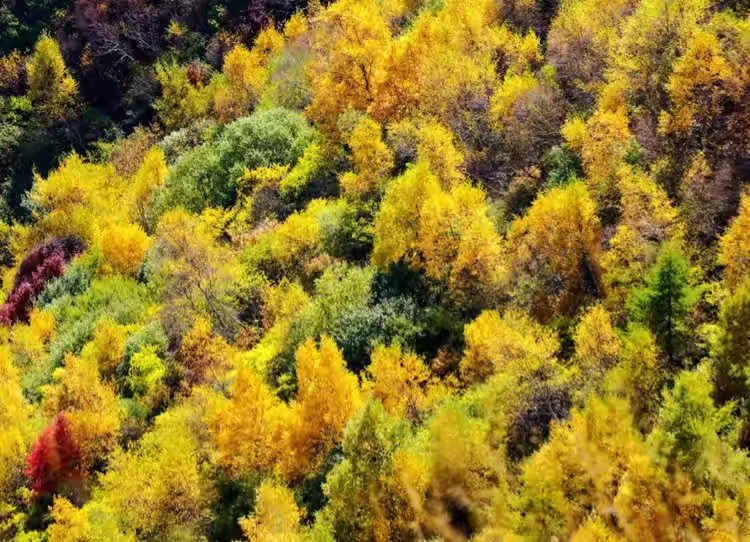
461 309 559 383
99 223 151 277
42 354 122 467
281 336 361 479
507 182 601 319
339 116 393 198
26 35 78 120
719 194 750 290
240 481 302 542
205 368 287 477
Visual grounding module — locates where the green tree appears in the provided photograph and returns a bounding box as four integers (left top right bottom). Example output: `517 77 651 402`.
628 243 697 365
712 279 750 404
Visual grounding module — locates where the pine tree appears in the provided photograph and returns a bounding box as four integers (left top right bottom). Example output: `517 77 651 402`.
628 243 696 366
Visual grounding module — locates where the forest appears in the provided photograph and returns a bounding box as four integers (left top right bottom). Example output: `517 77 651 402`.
1 0 750 539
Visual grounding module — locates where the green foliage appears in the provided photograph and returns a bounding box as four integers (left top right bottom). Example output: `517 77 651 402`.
628 242 698 365
22 277 152 400
155 108 317 214
118 322 169 385
711 279 750 404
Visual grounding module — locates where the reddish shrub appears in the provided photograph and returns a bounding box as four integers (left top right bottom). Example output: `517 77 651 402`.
0 236 84 324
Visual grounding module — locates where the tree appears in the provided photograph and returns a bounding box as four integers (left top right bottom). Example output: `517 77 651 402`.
0 346 37 518
215 26 285 122
239 481 302 542
42 353 121 469
365 343 443 419
25 36 78 121
205 368 287 478
305 0 391 133
317 398 411 541
339 116 394 198
99 223 151 277
281 336 361 480
711 279 750 404
460 309 559 384
153 209 242 339
154 62 213 130
1 237 84 324
372 162 507 309
127 345 166 400
25 413 83 496
547 0 635 106
80 319 126 378
628 242 696 365
179 317 235 391
46 497 133 541
602 166 684 317
719 193 750 290
515 396 680 539
97 405 213 539
573 305 621 384
507 182 602 320
129 147 168 232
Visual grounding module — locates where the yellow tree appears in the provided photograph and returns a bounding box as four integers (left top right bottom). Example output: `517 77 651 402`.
602 166 683 316
25 35 78 121
180 317 235 391
26 154 123 247
154 62 213 130
0 346 39 528
339 116 394 198
415 121 465 187
99 223 151 277
215 26 285 122
305 0 391 133
660 29 742 138
46 497 133 541
460 309 559 383
365 343 445 419
79 319 127 378
128 147 168 231
281 336 361 480
610 0 708 115
515 396 686 539
240 481 302 542
573 305 621 397
97 405 213 539
42 353 122 469
205 368 287 477
547 0 636 104
561 81 632 198
719 193 750 290
373 162 506 308
154 209 242 338
506 182 602 320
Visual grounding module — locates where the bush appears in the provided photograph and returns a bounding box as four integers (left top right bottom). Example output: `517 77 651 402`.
44 277 153 372
118 322 170 386
159 121 217 166
155 108 317 215
1 236 85 324
37 252 98 308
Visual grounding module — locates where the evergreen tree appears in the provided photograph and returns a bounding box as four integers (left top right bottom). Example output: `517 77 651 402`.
712 279 750 404
628 242 696 366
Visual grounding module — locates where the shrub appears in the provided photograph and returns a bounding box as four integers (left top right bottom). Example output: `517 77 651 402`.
155 108 317 214
1 236 84 324
118 322 170 385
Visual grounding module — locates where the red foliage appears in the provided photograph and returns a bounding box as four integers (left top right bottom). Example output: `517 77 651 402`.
0 236 84 325
25 413 84 495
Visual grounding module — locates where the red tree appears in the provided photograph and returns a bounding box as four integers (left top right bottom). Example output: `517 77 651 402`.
25 413 83 495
